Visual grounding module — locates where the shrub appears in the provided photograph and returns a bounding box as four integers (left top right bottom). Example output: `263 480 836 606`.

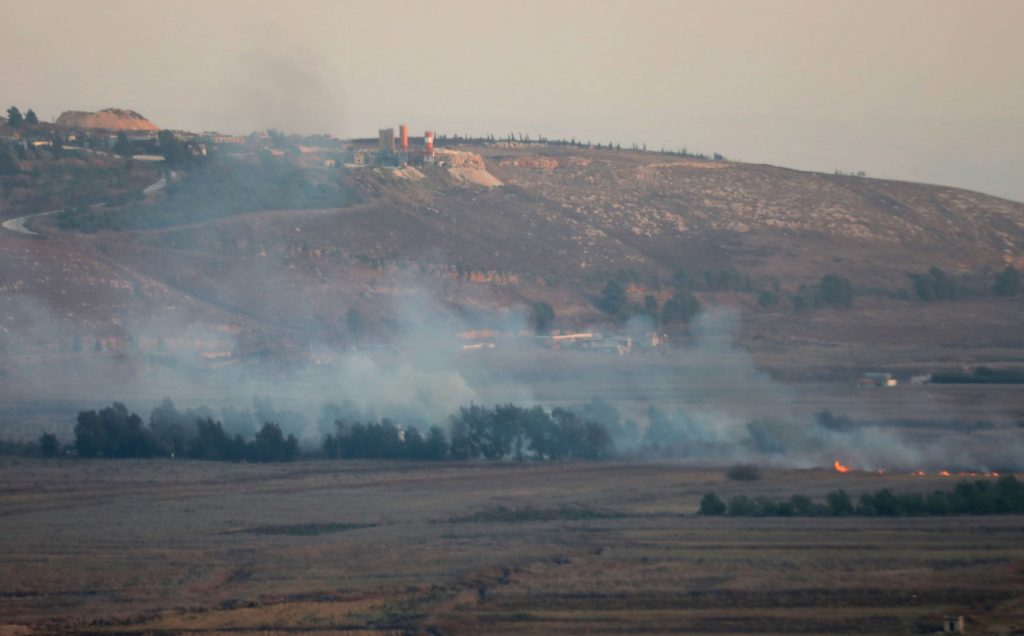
911 267 957 301
699 492 727 516
704 477 1024 517
814 274 854 308
38 432 59 458
726 463 761 481
757 290 779 309
993 266 1020 297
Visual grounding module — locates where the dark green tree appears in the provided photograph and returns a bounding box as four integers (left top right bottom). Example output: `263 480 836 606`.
727 495 756 516
598 279 627 317
826 489 855 516
38 432 59 457
0 141 19 175
149 398 191 456
672 268 691 289
529 301 555 334
661 290 700 325
24 108 38 124
911 267 957 301
814 274 854 308
423 426 449 460
403 426 427 459
50 134 64 159
6 106 23 126
188 417 234 460
249 422 299 462
114 132 132 157
700 492 727 515
158 130 186 166
73 403 163 458
757 290 778 309
993 266 1020 297
643 294 659 324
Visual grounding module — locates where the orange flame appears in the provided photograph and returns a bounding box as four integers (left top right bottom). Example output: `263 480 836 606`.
913 470 926 476
939 470 951 477
834 459 851 473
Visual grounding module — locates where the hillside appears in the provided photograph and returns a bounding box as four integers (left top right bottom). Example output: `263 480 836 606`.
88 145 1022 341
0 140 1022 416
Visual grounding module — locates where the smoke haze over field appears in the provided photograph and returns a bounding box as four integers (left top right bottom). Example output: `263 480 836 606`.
2 286 1021 471
2 17 1023 470
1 0 1022 202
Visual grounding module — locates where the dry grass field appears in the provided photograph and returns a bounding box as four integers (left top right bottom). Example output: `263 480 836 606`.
2 458 1023 635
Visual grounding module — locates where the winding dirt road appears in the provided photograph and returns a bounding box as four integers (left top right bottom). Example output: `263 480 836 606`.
2 172 169 237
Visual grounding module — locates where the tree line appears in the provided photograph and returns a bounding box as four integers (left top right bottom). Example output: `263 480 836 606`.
73 402 299 462
700 475 1024 517
22 399 615 463
597 278 701 326
5 106 39 126
589 262 1020 329
324 403 613 461
930 367 1024 385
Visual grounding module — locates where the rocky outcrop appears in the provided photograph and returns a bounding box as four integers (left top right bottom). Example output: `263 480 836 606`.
55 108 159 131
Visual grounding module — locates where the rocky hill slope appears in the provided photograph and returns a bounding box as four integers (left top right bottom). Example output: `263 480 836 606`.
1 142 1021 382
54 108 158 131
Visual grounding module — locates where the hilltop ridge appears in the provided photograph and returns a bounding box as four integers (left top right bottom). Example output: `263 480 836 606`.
54 108 158 131
0 131 1021 391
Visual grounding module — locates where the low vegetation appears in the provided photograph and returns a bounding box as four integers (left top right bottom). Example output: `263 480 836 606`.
16 399 616 463
993 265 1020 296
930 367 1024 385
323 403 614 461
449 505 627 524
726 463 762 481
55 155 357 232
74 403 300 462
911 266 958 301
241 522 371 536
701 475 1024 517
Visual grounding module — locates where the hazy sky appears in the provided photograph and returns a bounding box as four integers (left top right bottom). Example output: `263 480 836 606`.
2 0 1022 201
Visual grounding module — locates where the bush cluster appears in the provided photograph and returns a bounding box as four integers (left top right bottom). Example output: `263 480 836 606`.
322 404 614 462
322 420 448 460
930 367 1024 385
726 464 762 481
448 404 613 461
911 267 957 301
74 402 298 462
700 476 1024 517
57 399 615 464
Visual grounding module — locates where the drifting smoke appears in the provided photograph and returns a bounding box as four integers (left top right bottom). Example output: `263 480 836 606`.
218 45 345 136
0 279 535 442
2 288 1022 471
0 145 1020 470
601 308 1024 471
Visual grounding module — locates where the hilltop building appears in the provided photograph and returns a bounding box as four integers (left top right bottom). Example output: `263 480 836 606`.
371 123 435 167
